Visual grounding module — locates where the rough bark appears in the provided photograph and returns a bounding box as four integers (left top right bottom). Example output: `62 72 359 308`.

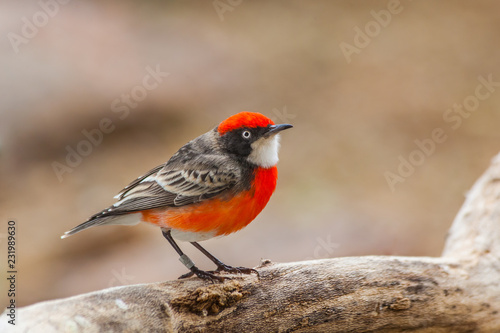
3 153 500 332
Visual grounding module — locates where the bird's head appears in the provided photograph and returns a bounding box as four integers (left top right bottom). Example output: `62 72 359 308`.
217 112 293 168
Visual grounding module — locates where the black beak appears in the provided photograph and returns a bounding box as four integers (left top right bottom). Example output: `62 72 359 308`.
265 124 293 137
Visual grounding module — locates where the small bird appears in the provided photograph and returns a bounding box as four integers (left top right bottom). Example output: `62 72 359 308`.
62 112 292 281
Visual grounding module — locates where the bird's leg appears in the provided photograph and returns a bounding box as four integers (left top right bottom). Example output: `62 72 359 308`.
161 229 226 282
190 242 259 277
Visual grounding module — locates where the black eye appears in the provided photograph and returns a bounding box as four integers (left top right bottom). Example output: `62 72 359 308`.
242 131 251 139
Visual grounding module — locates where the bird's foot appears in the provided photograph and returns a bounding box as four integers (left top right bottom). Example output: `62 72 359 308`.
213 263 259 277
178 266 227 282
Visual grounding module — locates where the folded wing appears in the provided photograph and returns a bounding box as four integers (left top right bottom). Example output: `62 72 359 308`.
62 153 240 238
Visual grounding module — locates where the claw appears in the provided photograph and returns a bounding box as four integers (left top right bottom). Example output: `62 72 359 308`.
178 267 227 282
178 271 195 279
215 264 260 277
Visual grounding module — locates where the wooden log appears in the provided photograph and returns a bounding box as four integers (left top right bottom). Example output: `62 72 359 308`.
4 153 500 332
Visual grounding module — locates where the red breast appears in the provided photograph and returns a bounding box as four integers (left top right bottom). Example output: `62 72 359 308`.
141 166 278 236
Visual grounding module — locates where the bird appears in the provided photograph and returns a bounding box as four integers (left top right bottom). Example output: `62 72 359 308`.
61 111 292 281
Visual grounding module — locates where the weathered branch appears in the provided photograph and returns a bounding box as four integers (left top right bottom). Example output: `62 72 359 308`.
3 153 500 332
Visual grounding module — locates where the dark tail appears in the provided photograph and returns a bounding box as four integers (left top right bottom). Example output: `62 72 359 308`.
61 215 116 239
61 208 140 239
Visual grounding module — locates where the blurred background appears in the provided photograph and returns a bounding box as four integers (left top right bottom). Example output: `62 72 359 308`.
1 0 500 308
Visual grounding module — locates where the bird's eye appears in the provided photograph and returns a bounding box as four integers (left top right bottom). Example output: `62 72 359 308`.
242 131 251 139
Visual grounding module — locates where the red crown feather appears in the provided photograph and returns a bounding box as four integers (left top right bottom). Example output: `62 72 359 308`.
217 112 275 135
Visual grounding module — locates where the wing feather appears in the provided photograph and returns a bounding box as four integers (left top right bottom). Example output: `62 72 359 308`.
114 164 165 199
108 154 239 215
63 133 241 238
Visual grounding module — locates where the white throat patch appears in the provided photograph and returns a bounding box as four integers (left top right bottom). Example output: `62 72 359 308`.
247 134 281 168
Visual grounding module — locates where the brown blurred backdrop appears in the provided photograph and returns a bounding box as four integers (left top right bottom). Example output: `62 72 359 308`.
1 0 500 308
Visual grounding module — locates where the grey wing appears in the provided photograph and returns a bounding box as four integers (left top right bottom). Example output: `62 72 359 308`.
61 157 239 238
155 167 238 206
114 164 165 200
62 176 179 238
104 157 239 216
61 128 242 239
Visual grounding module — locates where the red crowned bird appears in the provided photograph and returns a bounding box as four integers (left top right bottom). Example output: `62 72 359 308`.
62 112 292 281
